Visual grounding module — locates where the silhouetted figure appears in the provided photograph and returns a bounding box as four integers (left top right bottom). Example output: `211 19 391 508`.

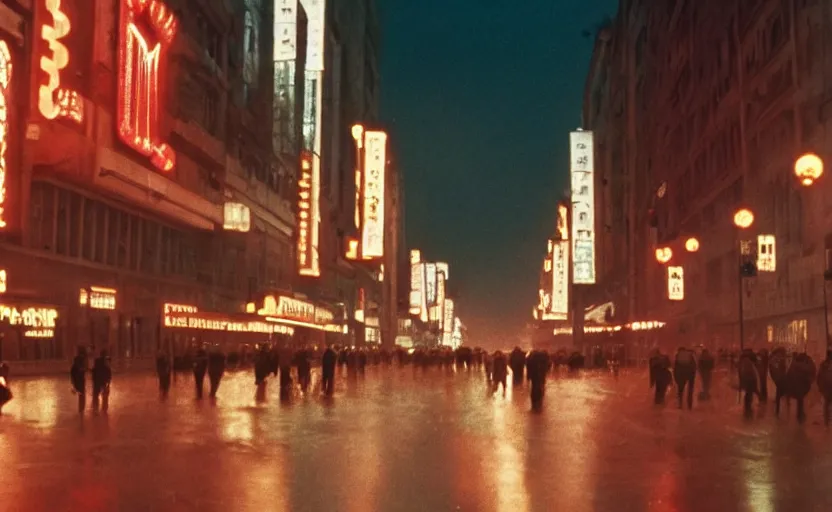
295 349 311 392
358 350 368 373
322 346 337 396
673 347 697 409
786 352 816 423
492 351 508 395
193 348 208 399
92 351 112 412
70 348 87 412
650 352 672 404
527 350 548 410
737 349 759 416
156 352 171 398
509 347 526 385
756 349 770 403
567 352 585 372
254 346 272 402
207 350 226 399
0 362 11 414
697 348 715 399
769 347 789 416
817 350 832 426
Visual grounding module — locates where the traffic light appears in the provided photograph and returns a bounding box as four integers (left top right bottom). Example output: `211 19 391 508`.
740 261 757 277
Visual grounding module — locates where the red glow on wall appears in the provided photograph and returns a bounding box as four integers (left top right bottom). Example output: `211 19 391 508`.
117 0 177 172
0 41 11 229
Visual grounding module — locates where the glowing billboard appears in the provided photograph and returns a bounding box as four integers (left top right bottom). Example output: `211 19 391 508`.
757 234 776 272
550 240 569 318
409 262 423 315
297 151 319 276
39 0 83 123
425 263 437 306
300 0 325 71
570 130 595 284
668 266 684 301
361 131 387 259
273 0 297 61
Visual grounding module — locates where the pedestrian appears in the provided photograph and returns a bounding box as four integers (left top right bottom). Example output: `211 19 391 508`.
253 345 271 402
295 348 311 393
817 349 832 426
491 351 508 395
756 348 770 403
207 348 226 399
0 362 12 414
650 352 672 405
673 347 696 409
156 351 171 398
321 345 337 396
769 347 789 416
527 350 548 411
70 347 87 413
786 352 816 424
697 348 715 399
193 347 208 399
92 350 112 412
509 347 526 385
737 349 759 417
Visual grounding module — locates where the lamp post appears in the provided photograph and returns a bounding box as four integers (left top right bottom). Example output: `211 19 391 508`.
794 152 828 351
733 208 755 352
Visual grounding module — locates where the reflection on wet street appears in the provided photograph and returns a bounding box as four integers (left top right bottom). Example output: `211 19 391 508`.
1 367 832 511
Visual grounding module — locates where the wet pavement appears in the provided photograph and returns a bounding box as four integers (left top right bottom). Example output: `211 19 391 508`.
1 365 832 511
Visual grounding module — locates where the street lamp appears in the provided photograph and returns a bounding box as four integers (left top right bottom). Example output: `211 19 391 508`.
685 237 700 253
655 247 673 264
734 208 755 353
796 153 829 351
795 152 823 187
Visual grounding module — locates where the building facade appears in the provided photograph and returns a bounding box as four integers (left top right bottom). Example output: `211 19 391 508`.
588 0 832 360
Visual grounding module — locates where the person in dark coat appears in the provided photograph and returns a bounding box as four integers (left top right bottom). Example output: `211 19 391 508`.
756 348 770 403
193 347 208 399
91 350 112 412
254 346 272 402
817 349 832 426
650 352 672 404
509 347 526 385
737 349 759 416
70 347 87 412
673 347 697 409
492 351 508 395
768 347 789 416
786 352 816 423
156 351 172 398
321 346 337 396
207 349 226 399
295 349 311 393
0 362 11 414
527 350 549 411
697 348 715 399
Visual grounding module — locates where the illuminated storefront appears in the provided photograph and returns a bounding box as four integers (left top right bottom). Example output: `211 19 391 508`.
0 271 61 361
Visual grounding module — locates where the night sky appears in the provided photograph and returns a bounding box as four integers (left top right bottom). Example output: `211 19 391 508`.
379 0 619 348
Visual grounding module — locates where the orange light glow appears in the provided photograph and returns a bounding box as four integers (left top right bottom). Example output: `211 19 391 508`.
346 238 359 260
39 0 83 123
655 247 673 264
794 152 823 186
0 41 10 230
0 269 5 293
685 237 699 252
733 208 754 229
245 302 255 313
117 0 177 172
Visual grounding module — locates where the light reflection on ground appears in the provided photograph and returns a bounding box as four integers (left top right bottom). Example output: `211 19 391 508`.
0 367 831 510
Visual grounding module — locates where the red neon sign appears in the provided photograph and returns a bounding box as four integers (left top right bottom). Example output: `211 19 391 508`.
117 0 177 172
0 41 11 229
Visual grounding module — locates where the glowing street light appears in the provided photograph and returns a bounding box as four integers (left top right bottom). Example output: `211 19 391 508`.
655 247 673 264
794 152 823 187
685 237 700 253
733 209 754 229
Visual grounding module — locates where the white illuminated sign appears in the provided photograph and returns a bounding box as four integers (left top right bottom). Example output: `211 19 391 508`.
223 202 251 232
757 234 776 272
668 266 684 301
425 263 437 306
570 130 596 284
300 0 325 71
442 298 455 346
432 272 446 324
273 0 297 61
361 131 387 259
551 240 569 318
410 262 424 315
436 262 449 281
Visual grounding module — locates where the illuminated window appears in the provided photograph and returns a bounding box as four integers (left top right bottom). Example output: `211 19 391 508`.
0 41 10 229
117 0 178 172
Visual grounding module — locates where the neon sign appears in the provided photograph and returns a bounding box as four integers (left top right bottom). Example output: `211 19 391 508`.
39 0 83 123
0 305 58 328
0 41 10 230
361 130 386 259
298 151 319 276
117 0 177 172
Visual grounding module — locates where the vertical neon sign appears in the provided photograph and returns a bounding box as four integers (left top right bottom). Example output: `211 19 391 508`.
39 0 83 123
117 0 177 172
0 42 11 229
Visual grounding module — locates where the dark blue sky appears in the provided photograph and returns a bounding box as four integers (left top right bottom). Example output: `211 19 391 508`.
379 0 619 346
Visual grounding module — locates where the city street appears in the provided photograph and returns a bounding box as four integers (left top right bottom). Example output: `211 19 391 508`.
1 366 832 511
